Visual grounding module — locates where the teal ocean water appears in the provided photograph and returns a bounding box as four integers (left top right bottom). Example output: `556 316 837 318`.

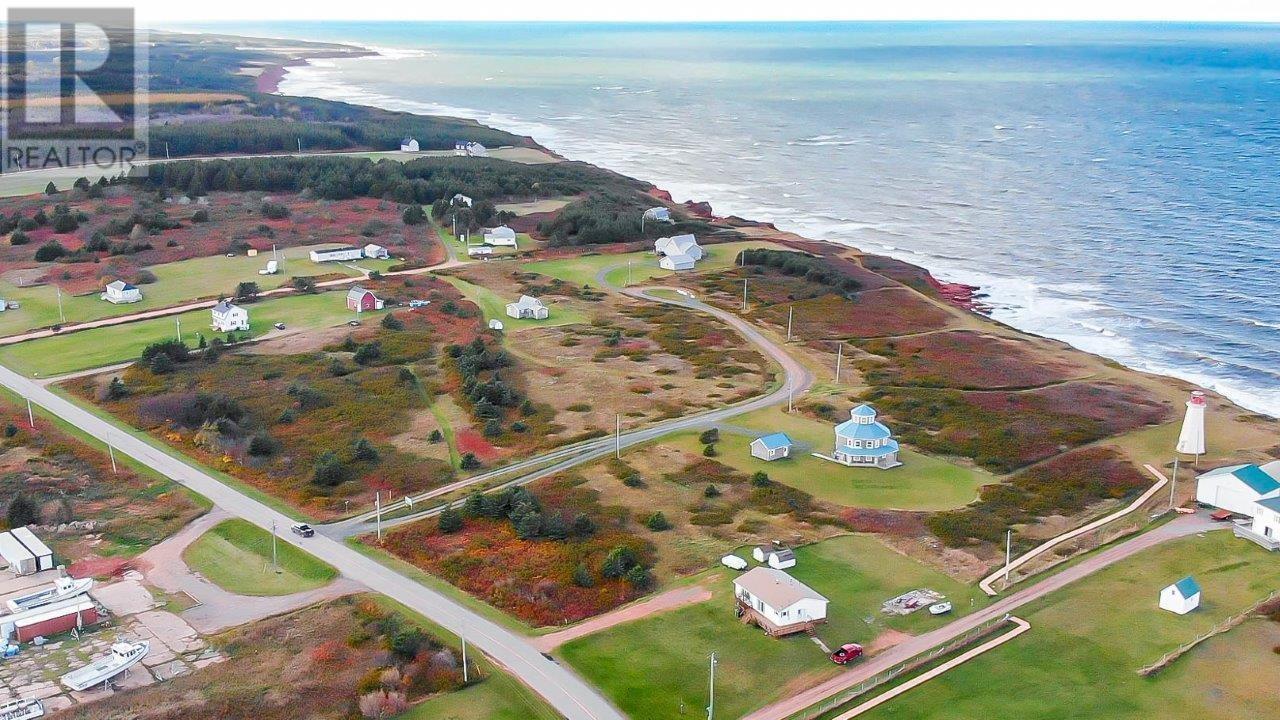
189 21 1280 416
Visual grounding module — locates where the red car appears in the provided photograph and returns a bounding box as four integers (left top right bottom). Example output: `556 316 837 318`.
831 643 864 665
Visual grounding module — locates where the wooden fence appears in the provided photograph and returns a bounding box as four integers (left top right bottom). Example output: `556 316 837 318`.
1139 589 1279 677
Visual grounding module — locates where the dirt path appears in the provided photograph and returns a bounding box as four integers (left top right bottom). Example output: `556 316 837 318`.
135 509 364 634
532 583 714 652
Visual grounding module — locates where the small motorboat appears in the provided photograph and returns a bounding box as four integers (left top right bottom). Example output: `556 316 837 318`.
60 640 149 692
0 698 44 720
6 574 94 613
928 601 953 616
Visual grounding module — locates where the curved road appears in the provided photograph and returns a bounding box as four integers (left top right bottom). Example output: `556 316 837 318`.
328 282 813 536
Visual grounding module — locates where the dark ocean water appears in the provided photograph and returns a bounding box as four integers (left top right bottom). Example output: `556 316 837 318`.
187 21 1280 415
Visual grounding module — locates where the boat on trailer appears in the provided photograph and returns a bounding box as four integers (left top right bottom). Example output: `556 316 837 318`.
6 574 94 613
0 698 44 720
59 640 149 691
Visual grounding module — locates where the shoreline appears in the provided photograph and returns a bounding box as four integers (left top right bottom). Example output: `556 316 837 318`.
264 40 1271 417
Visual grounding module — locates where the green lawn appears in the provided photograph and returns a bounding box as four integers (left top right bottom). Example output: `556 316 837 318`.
855 531 1280 720
182 519 337 596
525 240 794 289
0 243 397 339
560 534 989 720
0 290 378 377
438 275 587 331
701 406 990 510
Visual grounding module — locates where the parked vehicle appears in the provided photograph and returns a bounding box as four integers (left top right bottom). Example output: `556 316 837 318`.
929 601 953 616
831 643 863 665
291 523 314 538
347 320 361 327
273 322 286 330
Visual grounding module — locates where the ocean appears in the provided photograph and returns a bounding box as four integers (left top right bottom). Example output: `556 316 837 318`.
187 21 1280 416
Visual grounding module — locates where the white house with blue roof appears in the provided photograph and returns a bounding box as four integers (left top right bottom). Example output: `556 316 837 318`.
830 404 901 469
750 433 794 462
1194 462 1280 517
1240 496 1280 551
1159 576 1201 615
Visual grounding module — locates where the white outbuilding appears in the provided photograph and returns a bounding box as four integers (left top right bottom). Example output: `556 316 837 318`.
488 319 505 331
466 245 494 257
733 567 828 637
654 234 703 261
101 280 142 304
505 295 548 320
400 137 420 152
0 532 36 576
483 226 518 247
451 193 473 207
363 243 389 260
752 543 797 570
310 246 365 263
1159 576 1201 615
1237 496 1280 551
1194 462 1280 517
750 433 794 462
659 253 696 271
9 527 53 572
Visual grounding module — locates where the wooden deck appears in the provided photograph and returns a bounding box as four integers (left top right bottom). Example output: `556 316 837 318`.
737 603 823 637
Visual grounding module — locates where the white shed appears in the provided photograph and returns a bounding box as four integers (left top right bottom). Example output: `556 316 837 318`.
488 319 505 331
752 543 797 570
1195 463 1280 517
101 281 142 304
505 295 548 320
750 433 794 462
10 527 54 572
363 243 389 260
733 567 828 636
0 532 37 576
1159 576 1201 615
400 137 420 152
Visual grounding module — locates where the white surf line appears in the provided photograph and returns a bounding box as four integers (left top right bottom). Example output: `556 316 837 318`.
830 616 1032 720
978 464 1170 596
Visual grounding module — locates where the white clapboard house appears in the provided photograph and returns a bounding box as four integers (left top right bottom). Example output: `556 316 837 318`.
210 301 249 332
733 567 828 637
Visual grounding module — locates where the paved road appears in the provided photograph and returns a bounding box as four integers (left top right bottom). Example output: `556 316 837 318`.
742 514 1223 720
0 363 624 720
326 284 814 537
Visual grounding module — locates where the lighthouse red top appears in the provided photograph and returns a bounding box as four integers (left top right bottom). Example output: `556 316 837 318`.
1188 391 1206 406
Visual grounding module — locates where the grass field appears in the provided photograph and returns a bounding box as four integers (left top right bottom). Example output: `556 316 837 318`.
525 240 794 289
0 290 378 376
559 534 989 720
0 243 396 338
438 275 587 331
854 531 1280 720
704 406 990 510
182 519 337 596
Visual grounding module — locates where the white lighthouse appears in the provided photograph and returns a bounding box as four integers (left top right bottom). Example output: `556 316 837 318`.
1175 391 1207 459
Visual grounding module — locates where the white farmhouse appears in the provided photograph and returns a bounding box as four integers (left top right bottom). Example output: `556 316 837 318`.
363 243 389 260
654 234 703 271
483 226 518 247
505 295 548 320
830 404 901 469
211 301 249 332
309 246 365 263
101 281 142 304
750 433 794 462
733 567 828 637
400 137 420 152
451 193 473 207
1159 576 1201 615
1195 462 1280 517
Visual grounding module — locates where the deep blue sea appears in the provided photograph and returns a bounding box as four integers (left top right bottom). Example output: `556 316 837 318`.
184 21 1280 415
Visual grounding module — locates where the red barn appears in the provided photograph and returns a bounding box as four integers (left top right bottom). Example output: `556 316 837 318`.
346 286 384 313
12 598 98 642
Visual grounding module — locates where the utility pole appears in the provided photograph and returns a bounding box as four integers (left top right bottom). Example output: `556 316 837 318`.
835 343 843 383
108 444 117 474
786 306 793 342
165 142 170 160
1004 529 1013 587
270 519 279 572
26 398 34 428
615 415 621 458
787 388 793 413
375 492 382 541
742 278 748 311
706 652 717 720
297 138 302 154
461 626 469 683
175 318 182 342
1169 457 1180 510
627 260 632 286
56 286 65 324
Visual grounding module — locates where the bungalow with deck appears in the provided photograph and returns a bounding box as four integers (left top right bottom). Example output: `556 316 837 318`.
733 567 828 637
483 226 518 247
505 295 548 320
211 301 249 332
101 280 142 304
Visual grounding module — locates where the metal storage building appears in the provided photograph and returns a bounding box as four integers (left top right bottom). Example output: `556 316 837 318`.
0 532 36 576
10 527 53 572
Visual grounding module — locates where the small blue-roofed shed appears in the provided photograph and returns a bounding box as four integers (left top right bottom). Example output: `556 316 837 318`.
750 433 794 462
1159 576 1202 615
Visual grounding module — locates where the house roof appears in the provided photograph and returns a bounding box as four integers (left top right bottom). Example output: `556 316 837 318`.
1172 576 1201 598
485 225 516 237
661 251 696 267
834 419 892 440
1256 496 1280 513
734 567 826 609
212 300 241 314
347 286 376 301
1203 464 1280 495
106 280 135 292
753 433 794 451
850 404 878 418
655 234 699 255
509 295 544 310
770 548 796 562
401 137 415 144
